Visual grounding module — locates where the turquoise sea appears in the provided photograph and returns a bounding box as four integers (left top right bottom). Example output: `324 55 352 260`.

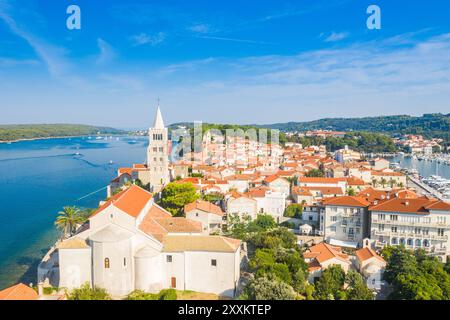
0 136 148 289
392 155 450 179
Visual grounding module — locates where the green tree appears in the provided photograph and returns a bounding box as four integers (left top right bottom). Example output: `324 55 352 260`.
314 265 346 300
345 270 374 300
158 182 199 216
305 169 324 178
67 283 112 300
249 227 298 250
55 206 85 238
284 204 303 219
248 214 277 232
224 213 252 240
382 246 450 300
347 187 356 196
202 192 224 203
242 277 296 300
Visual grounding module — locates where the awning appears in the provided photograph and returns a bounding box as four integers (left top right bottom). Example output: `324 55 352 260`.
329 238 358 249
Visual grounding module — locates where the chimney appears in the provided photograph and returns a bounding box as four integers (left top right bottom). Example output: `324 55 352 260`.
405 201 409 206
374 200 378 205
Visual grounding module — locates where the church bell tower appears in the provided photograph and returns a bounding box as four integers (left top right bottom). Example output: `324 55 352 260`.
147 102 170 192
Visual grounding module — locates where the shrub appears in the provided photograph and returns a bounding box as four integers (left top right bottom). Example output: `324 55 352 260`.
67 283 111 300
125 290 159 300
159 289 177 300
242 277 296 300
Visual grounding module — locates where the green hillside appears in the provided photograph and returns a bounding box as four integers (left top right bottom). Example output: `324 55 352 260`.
261 113 450 140
0 124 125 142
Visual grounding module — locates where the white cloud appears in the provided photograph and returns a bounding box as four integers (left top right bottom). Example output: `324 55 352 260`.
188 24 210 34
324 31 349 42
154 32 450 123
0 5 72 78
130 32 166 46
96 38 117 65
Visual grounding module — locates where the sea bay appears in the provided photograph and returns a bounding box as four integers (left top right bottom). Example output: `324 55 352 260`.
0 136 148 289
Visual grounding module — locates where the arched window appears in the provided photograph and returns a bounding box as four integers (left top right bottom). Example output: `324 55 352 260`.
104 258 110 269
407 238 413 246
423 239 430 247
391 237 398 245
415 239 421 247
400 238 405 245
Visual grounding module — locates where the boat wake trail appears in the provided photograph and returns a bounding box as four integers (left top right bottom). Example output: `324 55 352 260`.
76 186 108 201
0 153 80 162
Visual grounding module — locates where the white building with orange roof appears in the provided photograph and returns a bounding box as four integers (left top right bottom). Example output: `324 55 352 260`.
226 191 258 220
184 199 225 234
298 177 348 194
355 243 387 292
322 196 371 247
263 174 290 199
246 187 286 222
303 242 351 282
38 185 241 298
292 186 344 205
369 197 450 261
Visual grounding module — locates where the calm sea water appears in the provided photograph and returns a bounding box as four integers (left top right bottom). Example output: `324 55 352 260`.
0 136 148 289
392 155 450 179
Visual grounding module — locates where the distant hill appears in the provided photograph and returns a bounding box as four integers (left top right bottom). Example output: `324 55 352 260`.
259 113 450 140
0 124 125 142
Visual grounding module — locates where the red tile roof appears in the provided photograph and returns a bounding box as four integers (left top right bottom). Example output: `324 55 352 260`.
369 197 444 214
299 177 347 184
139 204 202 242
304 242 349 265
0 283 38 300
91 185 153 218
323 196 370 207
355 247 386 264
184 200 224 216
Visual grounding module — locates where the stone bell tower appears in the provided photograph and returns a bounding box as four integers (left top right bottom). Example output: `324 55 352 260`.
147 102 170 192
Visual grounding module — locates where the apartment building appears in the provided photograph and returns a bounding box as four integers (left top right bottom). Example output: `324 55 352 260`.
321 196 370 247
370 197 450 261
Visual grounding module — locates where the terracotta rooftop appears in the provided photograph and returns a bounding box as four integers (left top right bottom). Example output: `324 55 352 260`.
162 235 240 253
0 283 38 300
304 242 349 265
299 177 347 184
323 196 370 207
369 197 447 214
184 200 224 216
91 185 153 218
139 204 202 242
355 247 386 264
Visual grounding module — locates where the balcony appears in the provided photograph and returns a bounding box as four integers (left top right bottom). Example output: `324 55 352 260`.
372 218 449 229
373 230 448 241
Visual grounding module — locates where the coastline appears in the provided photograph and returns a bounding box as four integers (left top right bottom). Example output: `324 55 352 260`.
0 134 125 144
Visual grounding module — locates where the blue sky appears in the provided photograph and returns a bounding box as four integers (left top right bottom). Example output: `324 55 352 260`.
0 0 450 128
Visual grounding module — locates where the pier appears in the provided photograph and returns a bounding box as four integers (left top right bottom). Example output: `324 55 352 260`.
407 175 445 201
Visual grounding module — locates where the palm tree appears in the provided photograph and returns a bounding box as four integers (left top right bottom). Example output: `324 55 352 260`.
389 179 395 189
372 179 378 187
55 206 85 239
381 178 387 188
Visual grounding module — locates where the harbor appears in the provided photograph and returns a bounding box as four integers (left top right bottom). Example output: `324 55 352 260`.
390 153 450 201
